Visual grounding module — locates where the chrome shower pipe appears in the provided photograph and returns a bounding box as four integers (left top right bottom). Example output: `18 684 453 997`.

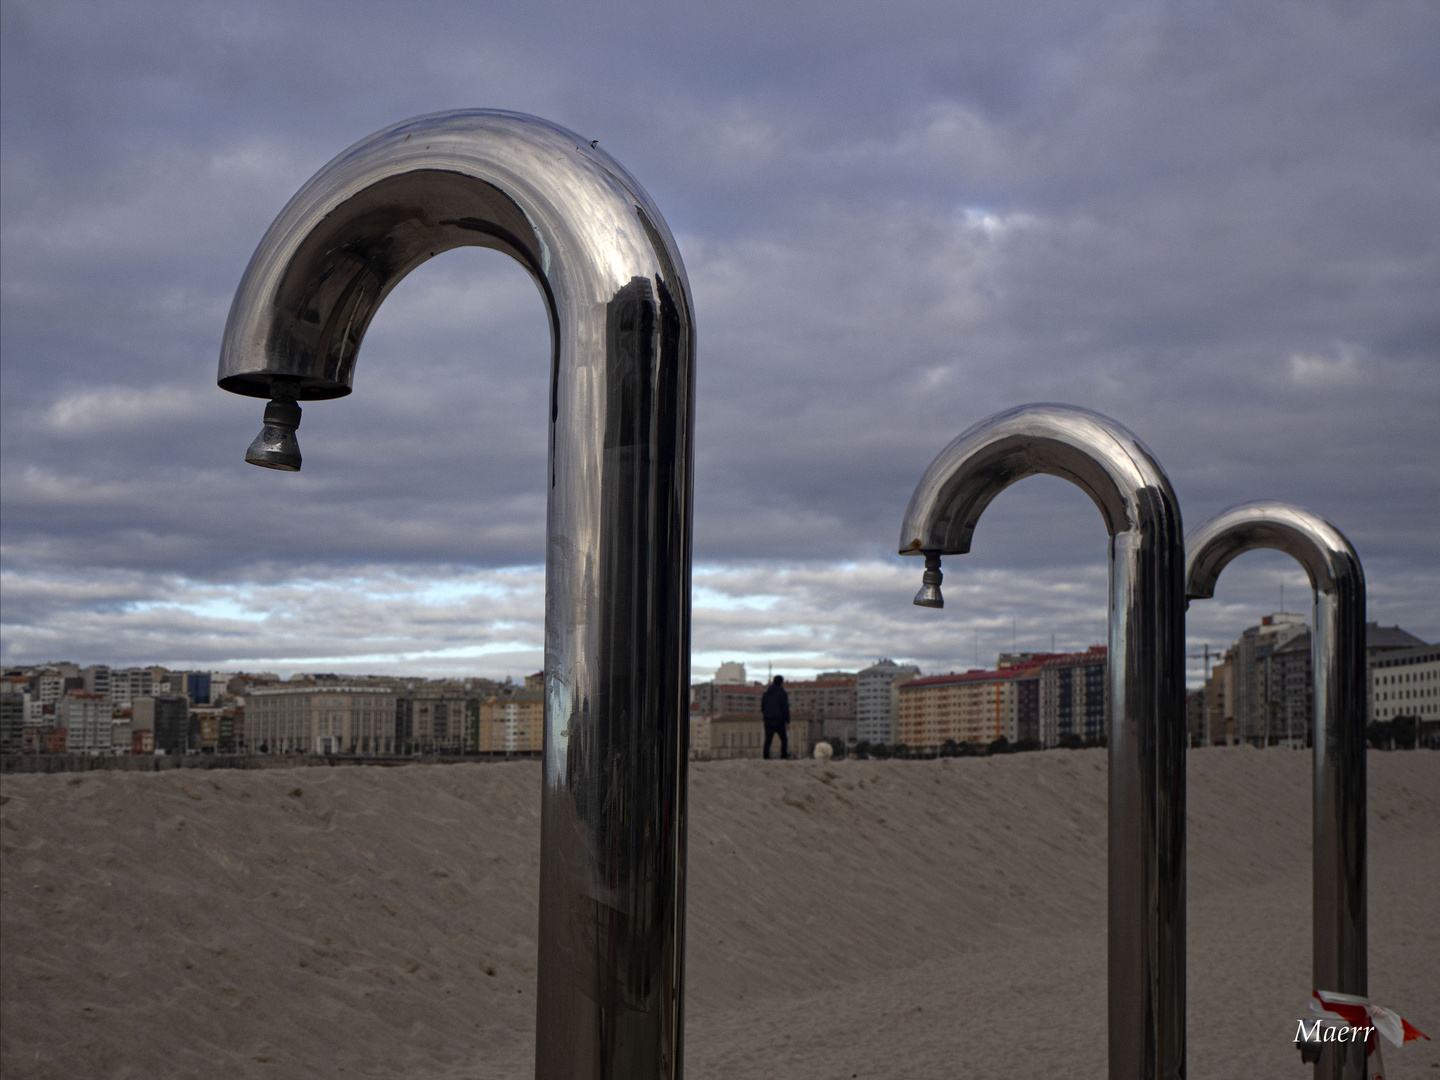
217 111 696 1080
1186 502 1366 1080
899 404 1186 1080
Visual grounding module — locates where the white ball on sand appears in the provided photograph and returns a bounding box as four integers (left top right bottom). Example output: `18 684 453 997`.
813 741 834 761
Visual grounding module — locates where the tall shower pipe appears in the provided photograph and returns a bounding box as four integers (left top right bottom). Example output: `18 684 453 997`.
1185 502 1366 1080
899 403 1186 1080
217 111 696 1080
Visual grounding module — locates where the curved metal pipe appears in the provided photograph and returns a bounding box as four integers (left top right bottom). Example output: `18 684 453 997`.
900 403 1186 1080
217 111 695 1080
1186 502 1366 1080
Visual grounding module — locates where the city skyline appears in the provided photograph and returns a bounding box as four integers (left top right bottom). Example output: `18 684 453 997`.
8 606 1432 692
4 2 1438 684
9 622 1436 758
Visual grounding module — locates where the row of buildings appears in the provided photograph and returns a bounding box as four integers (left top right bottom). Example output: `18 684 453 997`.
894 647 1108 750
0 662 211 756
691 669 862 759
0 663 545 758
6 621 1434 759
689 618 1436 759
1192 617 1437 747
688 649 1110 758
246 678 545 756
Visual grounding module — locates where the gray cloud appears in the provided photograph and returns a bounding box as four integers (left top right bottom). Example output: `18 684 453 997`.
3 0 1437 674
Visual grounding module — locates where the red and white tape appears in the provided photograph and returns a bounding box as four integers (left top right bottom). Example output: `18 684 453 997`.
1304 989 1429 1078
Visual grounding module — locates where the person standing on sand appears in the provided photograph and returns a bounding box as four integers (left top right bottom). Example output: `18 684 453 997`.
761 675 790 759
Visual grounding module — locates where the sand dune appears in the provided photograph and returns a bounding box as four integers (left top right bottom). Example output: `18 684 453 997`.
2 749 1436 1078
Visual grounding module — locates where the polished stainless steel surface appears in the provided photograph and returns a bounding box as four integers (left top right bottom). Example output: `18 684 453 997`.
900 403 1186 1080
1186 502 1367 1080
218 110 696 1080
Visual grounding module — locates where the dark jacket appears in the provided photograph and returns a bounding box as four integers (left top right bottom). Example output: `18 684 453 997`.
761 684 790 726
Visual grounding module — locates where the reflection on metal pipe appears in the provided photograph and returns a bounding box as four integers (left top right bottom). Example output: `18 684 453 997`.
216 111 696 1080
899 403 1186 1080
1186 502 1367 1080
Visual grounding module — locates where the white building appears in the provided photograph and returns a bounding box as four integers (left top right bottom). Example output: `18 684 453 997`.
60 692 113 754
1370 642 1439 723
109 668 158 707
856 659 921 745
209 672 237 703
36 672 68 706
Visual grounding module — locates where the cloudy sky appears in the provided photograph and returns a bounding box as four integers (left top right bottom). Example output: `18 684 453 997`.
2 0 1437 685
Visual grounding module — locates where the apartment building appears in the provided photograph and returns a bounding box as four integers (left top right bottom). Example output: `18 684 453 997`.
1232 614 1308 744
1194 619 1430 746
396 690 468 754
896 667 1031 750
1 678 30 754
81 665 112 699
476 688 544 753
1268 631 1314 747
690 679 754 759
188 705 239 752
787 673 856 747
185 673 213 705
1366 623 1431 720
1038 647 1108 746
996 653 1066 743
705 712 783 758
1371 642 1439 722
36 671 78 706
109 667 159 707
132 695 193 754
693 673 855 751
1204 652 1235 745
856 660 921 745
1186 689 1206 745
708 713 756 758
691 681 765 717
59 692 113 754
787 674 856 721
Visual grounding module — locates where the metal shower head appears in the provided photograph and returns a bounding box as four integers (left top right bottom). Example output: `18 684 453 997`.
244 393 302 471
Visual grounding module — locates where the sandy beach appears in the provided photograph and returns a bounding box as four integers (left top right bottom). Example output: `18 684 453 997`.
2 748 1436 1079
